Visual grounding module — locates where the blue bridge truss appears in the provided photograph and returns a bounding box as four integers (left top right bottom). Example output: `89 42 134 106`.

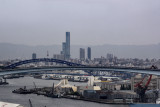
4 58 84 69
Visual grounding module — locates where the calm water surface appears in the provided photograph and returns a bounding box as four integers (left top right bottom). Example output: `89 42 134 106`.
0 76 129 107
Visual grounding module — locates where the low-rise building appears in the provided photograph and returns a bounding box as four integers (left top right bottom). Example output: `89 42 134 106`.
77 86 101 95
94 80 131 90
83 90 136 101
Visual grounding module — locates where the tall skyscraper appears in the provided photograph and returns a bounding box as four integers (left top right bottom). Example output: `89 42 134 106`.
87 47 91 60
32 53 36 59
61 42 66 55
65 32 70 59
80 48 85 60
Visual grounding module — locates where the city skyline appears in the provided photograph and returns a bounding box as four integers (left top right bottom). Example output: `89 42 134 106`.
0 42 160 60
1 0 160 106
0 0 160 46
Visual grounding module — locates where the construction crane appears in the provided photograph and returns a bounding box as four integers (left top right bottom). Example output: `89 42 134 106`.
134 65 157 102
135 75 152 102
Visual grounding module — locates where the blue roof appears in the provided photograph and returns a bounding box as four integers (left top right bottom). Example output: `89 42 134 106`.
130 104 160 107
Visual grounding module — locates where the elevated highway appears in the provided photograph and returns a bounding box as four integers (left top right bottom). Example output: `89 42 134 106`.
1 58 160 76
0 66 160 76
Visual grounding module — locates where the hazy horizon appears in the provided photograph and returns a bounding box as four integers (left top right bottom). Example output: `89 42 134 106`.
0 42 159 60
0 0 160 46
0 42 160 47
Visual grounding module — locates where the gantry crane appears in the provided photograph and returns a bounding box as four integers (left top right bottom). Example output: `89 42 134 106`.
134 65 157 102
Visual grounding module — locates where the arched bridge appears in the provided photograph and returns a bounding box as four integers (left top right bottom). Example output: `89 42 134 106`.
4 58 83 69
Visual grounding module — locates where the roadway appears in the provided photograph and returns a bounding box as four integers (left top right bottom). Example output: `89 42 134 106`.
0 66 160 76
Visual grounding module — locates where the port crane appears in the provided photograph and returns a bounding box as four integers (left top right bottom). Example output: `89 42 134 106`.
134 65 157 102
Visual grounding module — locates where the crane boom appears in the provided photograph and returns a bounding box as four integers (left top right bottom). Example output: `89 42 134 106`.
134 75 147 87
145 75 152 87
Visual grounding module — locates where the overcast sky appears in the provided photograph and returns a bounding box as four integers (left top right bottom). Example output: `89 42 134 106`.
0 0 160 46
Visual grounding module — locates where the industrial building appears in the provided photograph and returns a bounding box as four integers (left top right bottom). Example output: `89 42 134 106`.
94 80 131 90
77 86 101 95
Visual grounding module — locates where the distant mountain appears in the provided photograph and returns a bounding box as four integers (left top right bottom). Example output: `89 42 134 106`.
0 43 159 60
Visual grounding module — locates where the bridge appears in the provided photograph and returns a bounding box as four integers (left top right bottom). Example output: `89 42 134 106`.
0 58 160 76
0 66 160 76
4 58 83 69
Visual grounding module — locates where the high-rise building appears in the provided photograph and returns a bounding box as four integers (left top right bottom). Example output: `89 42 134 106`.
61 32 70 60
80 48 85 60
87 47 91 60
32 53 36 59
65 32 70 59
61 42 66 55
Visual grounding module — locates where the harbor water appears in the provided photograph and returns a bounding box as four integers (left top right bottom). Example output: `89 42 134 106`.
0 76 129 107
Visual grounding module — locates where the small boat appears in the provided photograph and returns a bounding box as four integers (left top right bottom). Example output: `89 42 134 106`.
3 74 21 79
0 81 9 85
33 74 42 79
45 93 61 98
42 75 53 80
12 86 34 94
